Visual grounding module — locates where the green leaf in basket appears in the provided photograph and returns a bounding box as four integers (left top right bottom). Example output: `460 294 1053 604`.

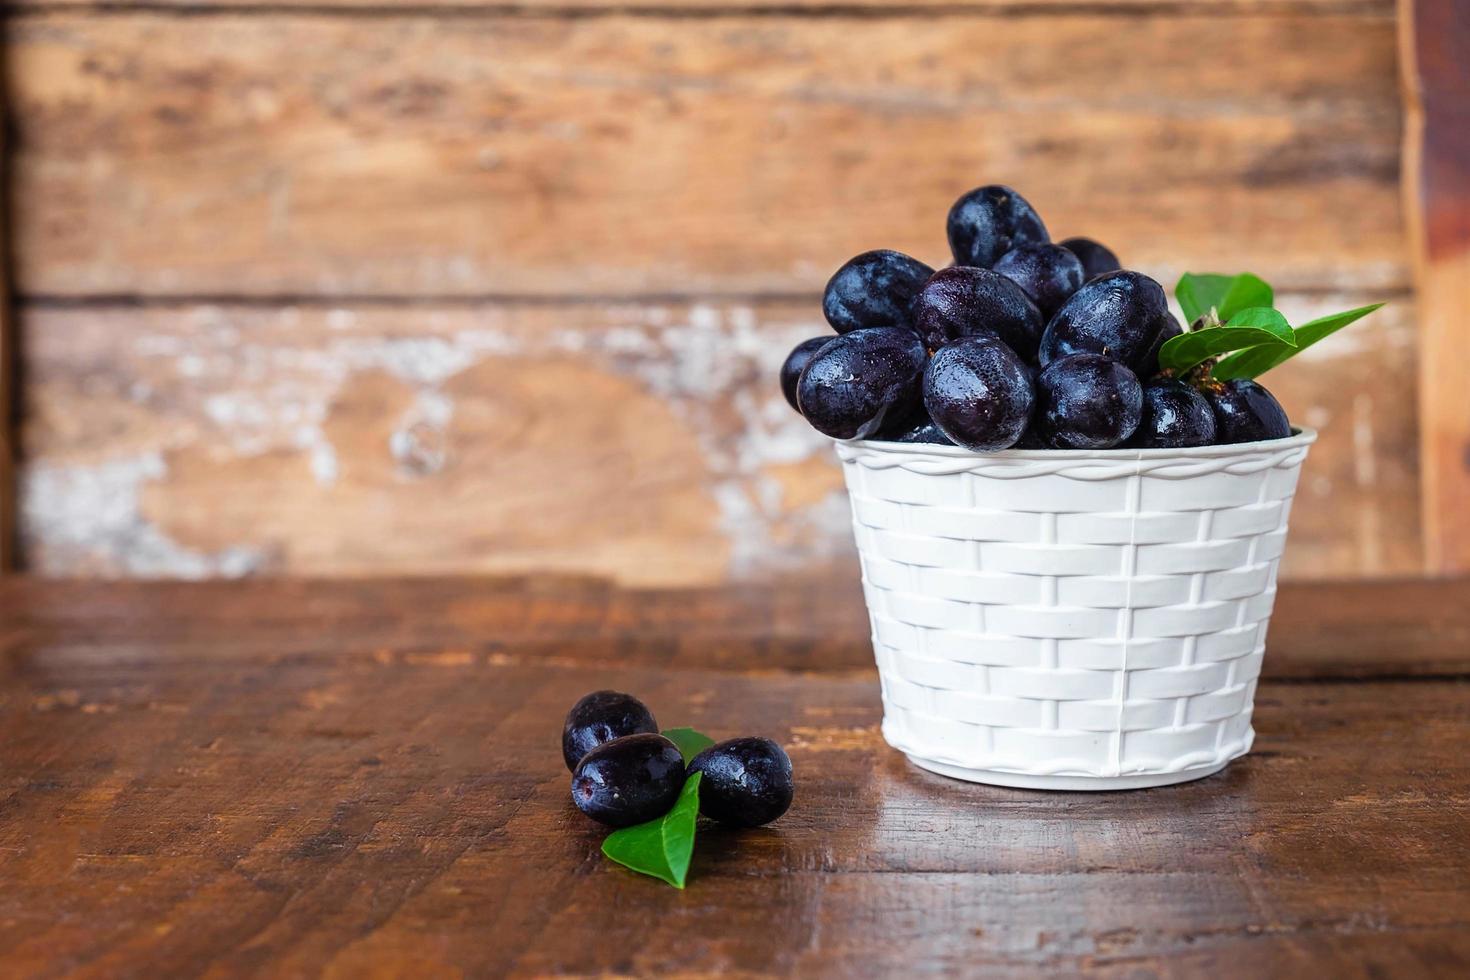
1157 307 1293 375
1213 303 1385 380
662 727 715 765
1176 272 1274 325
1223 306 1295 343
601 771 702 888
1176 273 1229 324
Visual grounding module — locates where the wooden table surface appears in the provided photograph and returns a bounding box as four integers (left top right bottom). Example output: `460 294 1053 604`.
2 576 1469 977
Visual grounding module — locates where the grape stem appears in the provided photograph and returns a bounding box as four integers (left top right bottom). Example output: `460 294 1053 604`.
1187 309 1224 333
1185 358 1220 391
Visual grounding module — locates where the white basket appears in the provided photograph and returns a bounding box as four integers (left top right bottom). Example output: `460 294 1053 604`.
835 428 1315 791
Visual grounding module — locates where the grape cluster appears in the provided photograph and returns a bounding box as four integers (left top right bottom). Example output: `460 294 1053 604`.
781 186 1292 451
564 691 794 829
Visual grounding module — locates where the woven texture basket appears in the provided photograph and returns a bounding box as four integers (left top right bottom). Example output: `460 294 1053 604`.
836 428 1316 790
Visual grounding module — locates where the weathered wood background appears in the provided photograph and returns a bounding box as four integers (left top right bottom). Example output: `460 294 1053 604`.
0 0 1446 583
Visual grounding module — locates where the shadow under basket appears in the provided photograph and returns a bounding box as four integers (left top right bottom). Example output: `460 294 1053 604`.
835 428 1316 791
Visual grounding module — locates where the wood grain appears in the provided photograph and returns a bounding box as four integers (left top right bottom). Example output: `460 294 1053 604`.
7 11 1404 298
0 53 14 574
15 294 1420 581
4 0 1403 9
1402 0 1470 573
3 576 1467 677
0 577 1466 976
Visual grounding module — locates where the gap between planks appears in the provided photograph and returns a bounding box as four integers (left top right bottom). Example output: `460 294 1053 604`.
0 41 14 573
16 286 1415 310
0 1 1400 21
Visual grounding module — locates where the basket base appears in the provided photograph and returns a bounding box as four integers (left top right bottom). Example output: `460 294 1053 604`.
905 755 1232 791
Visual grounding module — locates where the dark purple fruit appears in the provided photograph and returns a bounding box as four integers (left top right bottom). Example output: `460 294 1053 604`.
1059 237 1122 279
796 327 927 440
1207 379 1291 444
571 733 686 828
946 185 1050 268
688 737 794 828
891 417 956 446
1038 271 1170 373
1129 379 1217 448
562 690 659 771
1012 426 1048 449
871 402 955 445
922 337 1034 452
780 337 833 413
1135 312 1183 381
912 266 1044 361
822 250 934 335
1034 353 1143 449
993 243 1086 319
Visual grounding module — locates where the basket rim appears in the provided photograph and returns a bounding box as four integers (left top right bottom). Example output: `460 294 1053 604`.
845 426 1317 462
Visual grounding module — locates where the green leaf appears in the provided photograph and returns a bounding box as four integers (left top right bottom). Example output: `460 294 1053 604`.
1214 303 1385 381
1223 307 1295 344
1175 272 1274 324
1158 313 1295 375
1175 273 1232 324
661 727 715 765
1217 274 1274 322
601 772 702 888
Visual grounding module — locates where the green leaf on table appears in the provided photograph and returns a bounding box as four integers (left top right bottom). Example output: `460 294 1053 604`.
662 727 715 765
601 772 702 888
1157 308 1293 375
1213 303 1385 381
1176 272 1274 324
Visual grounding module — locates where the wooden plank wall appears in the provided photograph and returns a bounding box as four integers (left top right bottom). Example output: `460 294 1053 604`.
2 0 1424 585
1402 0 1470 574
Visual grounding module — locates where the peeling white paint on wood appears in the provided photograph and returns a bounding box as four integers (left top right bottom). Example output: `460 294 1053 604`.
17 292 1420 580
21 453 266 577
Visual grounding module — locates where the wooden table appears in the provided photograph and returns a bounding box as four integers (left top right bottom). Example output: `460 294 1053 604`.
2 576 1468 977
